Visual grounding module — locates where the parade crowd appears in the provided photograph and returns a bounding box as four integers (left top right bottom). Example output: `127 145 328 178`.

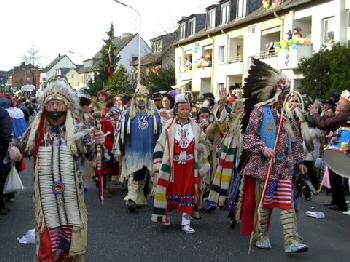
0 59 349 261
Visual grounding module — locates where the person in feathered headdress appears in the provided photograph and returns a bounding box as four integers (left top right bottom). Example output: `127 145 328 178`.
240 58 308 254
14 78 105 261
115 83 161 213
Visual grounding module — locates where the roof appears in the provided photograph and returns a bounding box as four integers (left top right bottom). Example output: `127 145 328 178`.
205 4 219 11
44 54 73 73
94 33 136 59
134 45 173 67
175 0 326 46
78 59 101 73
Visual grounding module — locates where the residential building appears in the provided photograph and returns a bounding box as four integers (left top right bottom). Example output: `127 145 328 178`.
174 0 349 98
78 58 100 89
134 32 177 75
11 62 41 89
44 54 76 81
58 66 83 90
79 33 151 88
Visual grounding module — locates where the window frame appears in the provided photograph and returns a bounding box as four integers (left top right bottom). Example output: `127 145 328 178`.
218 46 225 63
189 18 196 36
180 22 186 39
236 0 246 19
221 3 230 25
208 9 216 29
322 16 335 44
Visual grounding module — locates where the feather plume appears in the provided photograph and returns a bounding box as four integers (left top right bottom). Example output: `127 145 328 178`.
242 58 288 133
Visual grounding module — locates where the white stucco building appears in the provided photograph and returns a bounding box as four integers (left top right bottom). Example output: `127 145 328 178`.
175 0 350 98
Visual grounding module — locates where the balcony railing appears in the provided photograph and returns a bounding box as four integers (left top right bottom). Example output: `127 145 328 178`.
228 55 243 63
255 50 278 59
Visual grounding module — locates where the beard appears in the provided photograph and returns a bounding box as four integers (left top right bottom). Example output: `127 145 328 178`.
46 110 67 122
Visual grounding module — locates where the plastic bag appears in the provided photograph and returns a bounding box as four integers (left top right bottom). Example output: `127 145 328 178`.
17 229 35 244
3 165 24 194
305 211 325 219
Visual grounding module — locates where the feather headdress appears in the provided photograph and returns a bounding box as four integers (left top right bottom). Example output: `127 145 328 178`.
26 78 83 155
242 58 290 132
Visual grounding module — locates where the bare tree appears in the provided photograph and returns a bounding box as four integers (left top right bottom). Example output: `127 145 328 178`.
22 47 42 66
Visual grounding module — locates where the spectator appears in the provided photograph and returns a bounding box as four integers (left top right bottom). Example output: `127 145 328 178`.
0 107 13 215
310 90 350 212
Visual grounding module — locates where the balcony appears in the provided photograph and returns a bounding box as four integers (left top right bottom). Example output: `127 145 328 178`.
228 55 243 63
222 55 244 76
180 68 192 81
254 50 278 69
278 45 313 70
194 66 211 79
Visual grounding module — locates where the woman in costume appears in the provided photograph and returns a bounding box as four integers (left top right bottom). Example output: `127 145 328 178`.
16 79 105 261
152 94 205 233
239 58 308 254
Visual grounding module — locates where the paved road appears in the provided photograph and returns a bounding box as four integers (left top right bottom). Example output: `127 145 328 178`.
0 161 349 262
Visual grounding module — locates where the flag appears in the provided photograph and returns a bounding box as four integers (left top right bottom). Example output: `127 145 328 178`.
263 180 293 209
107 45 113 80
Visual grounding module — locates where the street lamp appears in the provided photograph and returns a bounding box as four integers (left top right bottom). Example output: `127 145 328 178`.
113 0 141 87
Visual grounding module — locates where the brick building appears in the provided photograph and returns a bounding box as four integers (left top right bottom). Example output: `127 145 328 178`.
11 62 41 89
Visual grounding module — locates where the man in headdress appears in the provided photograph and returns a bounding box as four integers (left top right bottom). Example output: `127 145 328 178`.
16 79 105 261
240 59 308 254
116 84 161 212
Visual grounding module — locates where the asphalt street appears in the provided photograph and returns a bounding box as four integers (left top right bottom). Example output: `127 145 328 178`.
0 160 349 262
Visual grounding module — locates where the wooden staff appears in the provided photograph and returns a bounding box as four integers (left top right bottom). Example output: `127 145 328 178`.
93 112 104 203
248 104 286 255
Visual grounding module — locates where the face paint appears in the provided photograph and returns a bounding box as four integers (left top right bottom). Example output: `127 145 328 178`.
45 100 67 112
45 100 67 122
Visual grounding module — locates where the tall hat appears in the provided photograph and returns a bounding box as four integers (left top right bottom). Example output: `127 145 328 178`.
242 58 290 132
135 83 149 96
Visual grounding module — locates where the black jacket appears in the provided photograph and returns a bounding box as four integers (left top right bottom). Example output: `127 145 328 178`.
0 107 12 168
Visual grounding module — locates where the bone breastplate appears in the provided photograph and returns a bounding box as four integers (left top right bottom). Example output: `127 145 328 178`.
37 144 82 229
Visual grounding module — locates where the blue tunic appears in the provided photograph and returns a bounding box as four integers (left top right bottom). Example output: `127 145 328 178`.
124 109 160 174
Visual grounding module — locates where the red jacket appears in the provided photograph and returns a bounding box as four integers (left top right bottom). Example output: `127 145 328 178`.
101 118 115 153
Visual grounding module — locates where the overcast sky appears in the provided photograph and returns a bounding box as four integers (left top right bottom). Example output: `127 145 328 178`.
0 0 214 70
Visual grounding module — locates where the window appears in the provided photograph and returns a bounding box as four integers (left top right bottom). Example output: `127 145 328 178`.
208 9 216 29
218 46 225 63
189 18 196 36
152 40 163 53
322 17 335 43
237 0 246 18
221 3 230 24
180 23 186 39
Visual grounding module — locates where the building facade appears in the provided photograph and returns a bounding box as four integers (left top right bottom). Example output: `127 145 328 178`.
175 0 348 98
11 62 41 89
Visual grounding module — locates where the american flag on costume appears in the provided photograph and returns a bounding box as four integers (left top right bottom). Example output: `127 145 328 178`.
263 180 293 209
48 225 73 253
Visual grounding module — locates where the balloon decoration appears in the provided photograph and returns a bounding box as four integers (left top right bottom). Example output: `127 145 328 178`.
273 37 312 53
